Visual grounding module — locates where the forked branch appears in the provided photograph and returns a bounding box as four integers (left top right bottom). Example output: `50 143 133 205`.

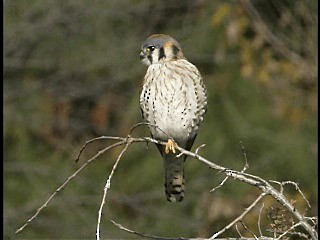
14 131 318 240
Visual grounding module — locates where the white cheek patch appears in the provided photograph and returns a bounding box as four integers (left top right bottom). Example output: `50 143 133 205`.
142 58 151 66
151 48 160 64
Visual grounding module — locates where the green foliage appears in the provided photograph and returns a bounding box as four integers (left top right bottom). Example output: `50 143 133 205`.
4 0 317 239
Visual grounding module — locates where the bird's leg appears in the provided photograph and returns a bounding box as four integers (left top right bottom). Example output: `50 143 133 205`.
165 139 178 154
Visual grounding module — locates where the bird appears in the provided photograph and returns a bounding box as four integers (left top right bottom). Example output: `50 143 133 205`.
139 34 207 202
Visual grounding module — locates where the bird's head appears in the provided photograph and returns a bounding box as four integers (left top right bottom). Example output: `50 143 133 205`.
140 34 185 66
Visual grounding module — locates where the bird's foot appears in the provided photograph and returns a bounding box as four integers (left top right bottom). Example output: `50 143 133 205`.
165 139 178 154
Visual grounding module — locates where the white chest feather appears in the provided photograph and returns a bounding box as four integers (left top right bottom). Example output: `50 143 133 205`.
140 60 207 146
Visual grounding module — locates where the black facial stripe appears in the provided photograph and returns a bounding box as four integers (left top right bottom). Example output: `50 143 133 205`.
158 47 165 60
147 55 152 64
172 45 180 59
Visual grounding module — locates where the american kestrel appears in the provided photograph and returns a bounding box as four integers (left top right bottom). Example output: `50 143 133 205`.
139 34 207 202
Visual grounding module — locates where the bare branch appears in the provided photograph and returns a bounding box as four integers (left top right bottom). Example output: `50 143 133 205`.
271 180 311 209
210 141 249 193
96 141 132 240
210 193 267 239
275 222 301 240
76 136 126 163
129 122 173 140
195 144 206 155
269 180 284 195
235 224 243 238
110 220 275 240
305 216 318 225
14 132 318 239
110 219 187 240
239 141 249 171
258 203 265 237
267 228 309 240
173 144 317 240
240 221 258 240
210 176 229 193
15 139 126 235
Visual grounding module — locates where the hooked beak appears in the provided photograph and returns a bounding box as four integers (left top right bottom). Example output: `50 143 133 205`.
139 50 146 60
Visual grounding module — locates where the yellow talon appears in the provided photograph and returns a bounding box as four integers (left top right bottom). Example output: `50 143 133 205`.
165 139 178 154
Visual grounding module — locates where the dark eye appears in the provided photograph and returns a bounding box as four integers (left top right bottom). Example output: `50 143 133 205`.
147 45 155 52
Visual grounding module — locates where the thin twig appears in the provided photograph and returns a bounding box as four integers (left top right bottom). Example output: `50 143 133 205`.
129 122 173 140
267 228 309 240
110 220 187 240
174 143 317 239
75 136 126 163
14 133 317 239
96 141 132 240
275 222 301 240
258 203 264 237
240 221 258 240
195 144 206 155
282 181 311 208
235 224 243 238
110 220 272 240
15 140 125 235
239 141 249 171
210 176 229 193
210 193 267 239
269 180 284 195
210 141 249 193
305 216 318 225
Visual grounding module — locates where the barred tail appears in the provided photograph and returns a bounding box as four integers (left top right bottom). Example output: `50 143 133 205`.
163 154 185 202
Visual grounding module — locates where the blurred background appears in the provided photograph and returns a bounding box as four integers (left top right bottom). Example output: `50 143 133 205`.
4 0 317 239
